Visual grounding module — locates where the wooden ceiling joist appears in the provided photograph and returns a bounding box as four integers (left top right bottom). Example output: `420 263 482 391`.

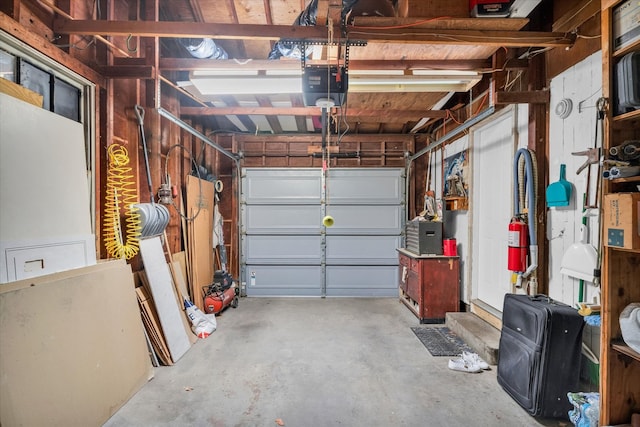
180 106 446 121
100 65 156 79
495 90 550 105
351 17 530 31
53 19 576 48
552 0 600 32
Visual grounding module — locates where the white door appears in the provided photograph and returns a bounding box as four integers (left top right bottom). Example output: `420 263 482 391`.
471 106 525 312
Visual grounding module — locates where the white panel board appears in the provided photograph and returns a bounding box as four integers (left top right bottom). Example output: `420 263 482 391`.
547 51 602 306
245 265 322 296
243 168 321 204
327 168 404 204
0 93 92 240
244 235 322 264
0 93 95 283
1 235 95 282
243 204 322 234
139 237 191 362
325 204 403 235
326 235 402 265
326 265 398 297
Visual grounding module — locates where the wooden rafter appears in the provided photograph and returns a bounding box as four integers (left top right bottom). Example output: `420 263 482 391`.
52 19 576 48
255 96 283 133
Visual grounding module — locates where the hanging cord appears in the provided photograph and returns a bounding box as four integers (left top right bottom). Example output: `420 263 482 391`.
517 149 538 221
134 105 155 204
164 144 203 221
103 144 142 260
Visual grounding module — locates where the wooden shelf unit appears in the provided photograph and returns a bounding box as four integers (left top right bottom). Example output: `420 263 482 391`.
600 1 640 425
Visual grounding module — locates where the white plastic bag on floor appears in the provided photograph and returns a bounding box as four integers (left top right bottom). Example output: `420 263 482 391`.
184 297 217 338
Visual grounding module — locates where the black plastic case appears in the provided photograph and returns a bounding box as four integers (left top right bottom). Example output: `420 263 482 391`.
616 51 640 114
497 294 585 419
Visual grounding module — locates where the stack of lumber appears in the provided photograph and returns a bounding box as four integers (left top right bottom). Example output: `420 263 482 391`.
134 175 218 365
136 236 197 365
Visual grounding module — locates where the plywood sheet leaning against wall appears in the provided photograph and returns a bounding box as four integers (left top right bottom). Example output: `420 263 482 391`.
186 175 215 311
139 237 192 363
0 260 153 427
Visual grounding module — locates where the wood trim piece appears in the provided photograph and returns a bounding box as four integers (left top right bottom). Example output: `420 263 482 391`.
470 301 502 331
0 11 105 86
0 78 43 106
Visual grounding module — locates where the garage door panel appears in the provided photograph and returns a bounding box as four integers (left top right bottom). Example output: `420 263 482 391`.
245 265 322 296
327 169 403 205
243 168 320 204
326 265 398 297
326 235 402 265
325 205 402 235
243 205 322 234
244 235 322 264
242 167 404 297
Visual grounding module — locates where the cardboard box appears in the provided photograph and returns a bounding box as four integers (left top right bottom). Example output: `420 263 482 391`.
613 0 640 51
603 192 640 250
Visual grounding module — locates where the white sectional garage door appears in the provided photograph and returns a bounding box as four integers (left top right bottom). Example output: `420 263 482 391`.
241 168 405 297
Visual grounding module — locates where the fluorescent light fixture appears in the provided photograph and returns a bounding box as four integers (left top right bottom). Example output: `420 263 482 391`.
192 69 259 76
348 76 480 93
188 69 481 95
190 75 302 95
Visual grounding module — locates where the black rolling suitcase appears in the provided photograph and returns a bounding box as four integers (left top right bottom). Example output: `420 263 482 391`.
497 294 584 419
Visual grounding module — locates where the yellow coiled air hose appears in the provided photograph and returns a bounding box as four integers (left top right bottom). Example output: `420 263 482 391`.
103 144 142 259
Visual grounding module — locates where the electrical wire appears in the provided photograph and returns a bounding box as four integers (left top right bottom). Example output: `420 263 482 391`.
103 144 141 260
164 144 203 221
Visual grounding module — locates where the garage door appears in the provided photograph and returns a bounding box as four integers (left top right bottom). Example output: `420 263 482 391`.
241 168 404 297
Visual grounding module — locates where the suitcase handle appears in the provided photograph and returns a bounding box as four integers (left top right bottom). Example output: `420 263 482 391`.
526 293 571 308
528 294 551 302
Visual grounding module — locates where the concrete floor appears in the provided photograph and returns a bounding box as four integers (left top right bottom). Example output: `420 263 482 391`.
104 298 568 427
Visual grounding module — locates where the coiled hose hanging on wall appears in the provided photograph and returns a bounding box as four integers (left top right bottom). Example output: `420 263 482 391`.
513 148 539 290
103 144 141 259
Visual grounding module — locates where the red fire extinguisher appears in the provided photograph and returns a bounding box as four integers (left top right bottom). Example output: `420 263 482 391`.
508 217 528 272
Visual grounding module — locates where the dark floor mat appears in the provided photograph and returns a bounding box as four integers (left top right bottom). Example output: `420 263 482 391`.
411 326 473 357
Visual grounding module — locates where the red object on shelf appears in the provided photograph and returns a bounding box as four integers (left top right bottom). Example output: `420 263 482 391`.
443 239 457 256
